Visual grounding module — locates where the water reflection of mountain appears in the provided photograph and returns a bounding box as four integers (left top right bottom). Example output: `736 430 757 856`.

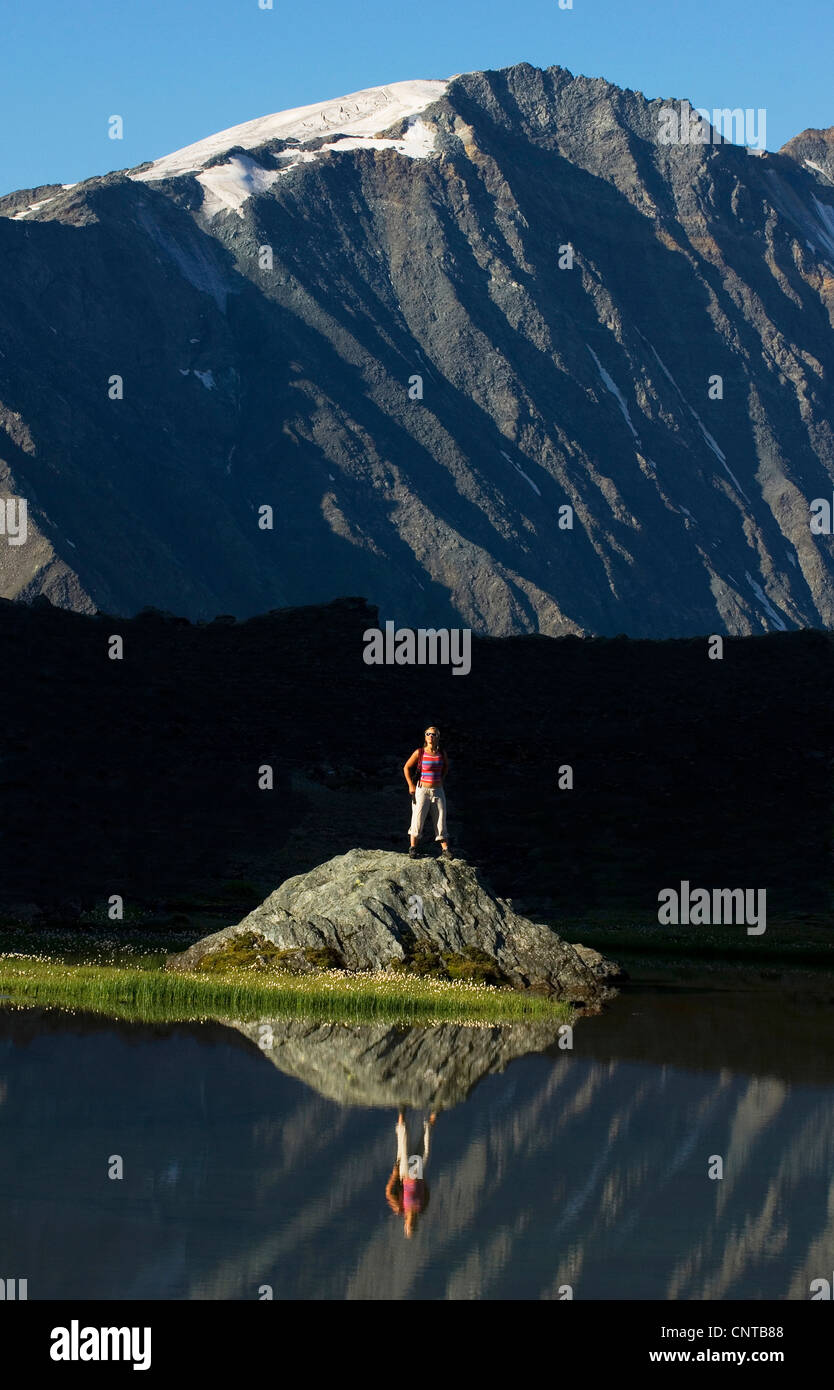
1 993 833 1300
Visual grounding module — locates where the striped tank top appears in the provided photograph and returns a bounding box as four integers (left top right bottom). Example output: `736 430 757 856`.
419 748 443 787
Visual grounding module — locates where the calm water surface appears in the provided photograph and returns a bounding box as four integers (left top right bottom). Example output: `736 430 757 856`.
2 975 833 1300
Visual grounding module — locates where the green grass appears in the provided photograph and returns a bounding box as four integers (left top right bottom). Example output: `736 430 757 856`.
0 953 573 1026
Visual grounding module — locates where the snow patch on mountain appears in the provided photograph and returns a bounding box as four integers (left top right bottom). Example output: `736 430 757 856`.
133 79 449 183
197 154 284 216
319 117 437 159
586 346 639 440
179 369 216 389
12 197 56 220
763 169 834 267
745 572 788 630
195 117 440 214
647 344 749 500
500 450 542 497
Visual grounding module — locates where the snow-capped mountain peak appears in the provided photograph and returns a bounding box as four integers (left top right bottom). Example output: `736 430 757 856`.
133 78 450 183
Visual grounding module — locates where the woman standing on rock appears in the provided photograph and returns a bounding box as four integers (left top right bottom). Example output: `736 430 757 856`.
404 726 452 860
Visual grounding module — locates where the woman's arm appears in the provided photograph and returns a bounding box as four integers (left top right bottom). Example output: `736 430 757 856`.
385 1169 403 1213
403 749 420 794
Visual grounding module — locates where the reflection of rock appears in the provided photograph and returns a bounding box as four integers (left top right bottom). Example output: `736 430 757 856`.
169 849 620 1001
232 1018 566 1109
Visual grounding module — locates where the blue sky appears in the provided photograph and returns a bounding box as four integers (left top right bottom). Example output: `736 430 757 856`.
2 0 832 195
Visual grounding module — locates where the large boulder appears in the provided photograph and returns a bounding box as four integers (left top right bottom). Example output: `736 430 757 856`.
168 849 620 1002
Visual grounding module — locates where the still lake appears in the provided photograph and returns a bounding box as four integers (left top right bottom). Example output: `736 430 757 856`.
2 973 833 1300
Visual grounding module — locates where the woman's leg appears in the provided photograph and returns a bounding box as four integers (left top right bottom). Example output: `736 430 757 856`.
409 785 434 848
422 1118 432 1167
434 790 449 849
396 1115 409 1181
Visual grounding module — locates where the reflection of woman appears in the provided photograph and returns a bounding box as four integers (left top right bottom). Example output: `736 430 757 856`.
385 1109 436 1238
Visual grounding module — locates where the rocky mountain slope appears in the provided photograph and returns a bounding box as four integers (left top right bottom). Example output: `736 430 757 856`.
780 126 834 186
2 64 834 634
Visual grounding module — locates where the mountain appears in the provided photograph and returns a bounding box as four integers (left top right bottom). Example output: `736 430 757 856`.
2 63 834 636
780 126 834 185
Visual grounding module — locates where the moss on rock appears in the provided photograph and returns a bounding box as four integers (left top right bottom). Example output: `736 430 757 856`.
390 942 510 987
193 931 344 974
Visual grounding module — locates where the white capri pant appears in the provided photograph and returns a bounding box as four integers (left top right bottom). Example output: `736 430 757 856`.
409 785 448 842
396 1117 432 1180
